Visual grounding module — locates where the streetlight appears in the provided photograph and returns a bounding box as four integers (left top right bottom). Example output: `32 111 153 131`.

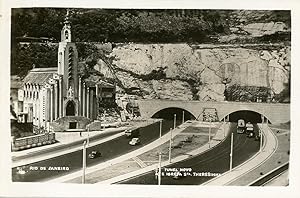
169 128 173 163
223 117 226 138
259 129 263 152
229 132 234 171
159 120 162 138
173 114 177 129
82 140 87 184
87 126 90 146
208 116 212 148
158 152 162 185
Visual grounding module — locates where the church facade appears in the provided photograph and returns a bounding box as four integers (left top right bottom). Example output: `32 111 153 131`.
19 14 115 132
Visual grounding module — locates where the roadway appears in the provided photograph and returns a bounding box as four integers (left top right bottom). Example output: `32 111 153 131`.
118 123 260 185
12 120 176 182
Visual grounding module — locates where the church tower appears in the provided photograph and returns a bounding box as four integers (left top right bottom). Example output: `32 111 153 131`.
57 10 79 116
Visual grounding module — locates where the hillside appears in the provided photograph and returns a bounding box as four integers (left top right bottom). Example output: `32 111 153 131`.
11 9 291 102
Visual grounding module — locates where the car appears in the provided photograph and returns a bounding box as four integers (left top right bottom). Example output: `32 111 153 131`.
124 129 132 137
124 129 139 138
88 151 101 159
129 138 140 146
247 132 254 138
255 135 260 141
16 167 27 175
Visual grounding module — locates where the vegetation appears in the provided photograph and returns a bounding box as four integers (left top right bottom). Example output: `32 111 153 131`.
274 74 290 103
11 9 233 43
10 8 290 102
225 84 271 102
11 43 57 77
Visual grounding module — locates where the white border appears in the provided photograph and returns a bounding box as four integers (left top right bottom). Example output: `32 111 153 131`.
1 0 300 197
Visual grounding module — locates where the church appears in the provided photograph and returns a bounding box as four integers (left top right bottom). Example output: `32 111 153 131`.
19 13 116 133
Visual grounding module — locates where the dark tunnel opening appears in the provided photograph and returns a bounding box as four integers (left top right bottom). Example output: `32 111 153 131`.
152 108 196 121
225 110 269 124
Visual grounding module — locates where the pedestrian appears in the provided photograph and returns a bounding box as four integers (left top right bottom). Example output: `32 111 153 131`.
80 132 82 137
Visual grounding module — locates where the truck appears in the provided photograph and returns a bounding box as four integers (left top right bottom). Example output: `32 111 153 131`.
237 119 246 134
246 122 254 137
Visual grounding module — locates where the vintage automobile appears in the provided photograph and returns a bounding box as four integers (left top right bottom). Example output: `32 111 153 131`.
88 151 101 159
124 129 139 138
124 129 132 137
255 134 260 141
247 131 254 138
129 138 140 146
237 119 246 134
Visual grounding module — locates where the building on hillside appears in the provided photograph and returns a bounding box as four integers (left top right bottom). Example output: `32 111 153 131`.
17 12 115 133
10 76 23 122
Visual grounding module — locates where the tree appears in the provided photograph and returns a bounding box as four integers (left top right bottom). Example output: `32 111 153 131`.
11 43 57 77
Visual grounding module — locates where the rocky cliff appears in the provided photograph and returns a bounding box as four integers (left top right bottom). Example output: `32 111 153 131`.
93 10 290 102
95 43 290 101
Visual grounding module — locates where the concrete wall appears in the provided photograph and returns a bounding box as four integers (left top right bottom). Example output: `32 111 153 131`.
137 100 290 124
12 132 56 151
52 116 91 131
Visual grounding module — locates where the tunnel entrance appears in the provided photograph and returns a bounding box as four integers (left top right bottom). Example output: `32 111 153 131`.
224 110 269 124
152 108 196 122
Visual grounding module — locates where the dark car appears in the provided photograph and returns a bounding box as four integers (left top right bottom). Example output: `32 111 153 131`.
255 135 260 141
88 151 101 159
124 129 139 138
247 132 254 138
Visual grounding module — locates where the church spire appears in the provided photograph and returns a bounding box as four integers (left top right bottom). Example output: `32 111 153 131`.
61 9 71 42
64 9 70 26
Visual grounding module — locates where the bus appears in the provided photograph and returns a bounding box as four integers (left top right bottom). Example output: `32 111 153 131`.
237 119 245 133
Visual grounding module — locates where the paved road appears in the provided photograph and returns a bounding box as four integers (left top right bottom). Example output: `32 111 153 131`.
118 123 260 185
12 120 177 182
12 129 123 162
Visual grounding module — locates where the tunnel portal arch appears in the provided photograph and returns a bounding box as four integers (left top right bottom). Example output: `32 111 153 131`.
151 107 196 121
221 110 271 124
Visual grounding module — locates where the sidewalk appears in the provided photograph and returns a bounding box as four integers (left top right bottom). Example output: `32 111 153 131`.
47 121 229 183
203 123 278 186
12 119 159 168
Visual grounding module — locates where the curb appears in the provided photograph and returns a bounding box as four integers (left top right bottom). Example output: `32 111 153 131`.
202 123 278 186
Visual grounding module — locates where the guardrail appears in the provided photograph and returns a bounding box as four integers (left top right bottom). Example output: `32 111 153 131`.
249 162 289 186
12 132 56 151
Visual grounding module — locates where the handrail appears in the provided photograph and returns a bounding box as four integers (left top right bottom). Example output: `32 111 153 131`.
249 162 289 186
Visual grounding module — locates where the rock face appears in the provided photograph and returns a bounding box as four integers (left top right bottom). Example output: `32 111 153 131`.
95 43 290 101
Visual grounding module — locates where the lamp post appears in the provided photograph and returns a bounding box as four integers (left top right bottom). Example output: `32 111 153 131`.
223 117 226 138
182 111 185 124
158 152 162 185
82 140 87 184
229 132 234 171
208 116 211 148
159 120 162 138
173 114 177 129
87 126 90 146
169 128 173 163
260 129 263 152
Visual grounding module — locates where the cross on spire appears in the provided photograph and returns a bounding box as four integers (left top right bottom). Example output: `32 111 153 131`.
64 8 70 25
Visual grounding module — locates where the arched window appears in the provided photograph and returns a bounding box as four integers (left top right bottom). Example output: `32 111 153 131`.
65 30 69 40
